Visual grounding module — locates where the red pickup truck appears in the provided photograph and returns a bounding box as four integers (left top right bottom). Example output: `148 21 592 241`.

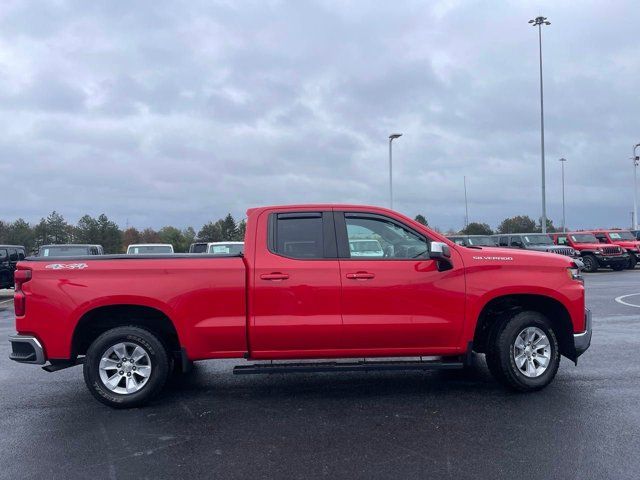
9 205 591 408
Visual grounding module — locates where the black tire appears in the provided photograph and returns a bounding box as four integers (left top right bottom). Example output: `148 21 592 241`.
486 311 560 392
581 254 598 273
628 256 637 270
83 326 170 408
612 263 626 271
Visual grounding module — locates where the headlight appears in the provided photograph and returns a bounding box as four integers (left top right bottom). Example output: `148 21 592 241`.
567 265 583 282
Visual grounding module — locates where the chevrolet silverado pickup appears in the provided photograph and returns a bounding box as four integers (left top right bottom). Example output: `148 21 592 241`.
9 205 591 408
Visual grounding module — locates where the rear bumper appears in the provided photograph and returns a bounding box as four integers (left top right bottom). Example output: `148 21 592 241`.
574 309 592 357
8 334 45 364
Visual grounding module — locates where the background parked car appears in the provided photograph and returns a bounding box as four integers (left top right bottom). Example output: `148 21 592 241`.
552 232 628 272
0 245 26 288
348 239 384 256
126 244 174 254
36 244 104 257
493 233 579 259
589 230 639 269
189 242 209 253
207 242 244 255
447 235 498 247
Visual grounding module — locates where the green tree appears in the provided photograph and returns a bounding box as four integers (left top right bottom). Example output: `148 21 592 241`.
140 228 161 243
96 214 122 254
221 213 237 240
536 217 558 233
497 215 537 234
182 227 196 250
33 211 70 247
461 222 493 235
75 215 100 244
198 221 223 242
414 214 428 226
6 219 35 253
235 220 246 241
159 226 186 252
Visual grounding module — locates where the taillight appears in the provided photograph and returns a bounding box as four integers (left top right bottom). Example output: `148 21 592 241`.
14 269 31 316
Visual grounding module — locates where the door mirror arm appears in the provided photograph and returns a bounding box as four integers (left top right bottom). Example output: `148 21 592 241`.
429 242 453 271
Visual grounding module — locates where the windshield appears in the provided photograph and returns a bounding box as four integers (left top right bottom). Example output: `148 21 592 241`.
128 245 173 254
208 244 243 255
570 234 598 244
466 236 496 246
608 231 635 240
41 246 93 256
523 234 553 245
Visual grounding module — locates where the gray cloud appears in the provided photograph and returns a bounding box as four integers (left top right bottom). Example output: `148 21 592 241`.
0 0 638 232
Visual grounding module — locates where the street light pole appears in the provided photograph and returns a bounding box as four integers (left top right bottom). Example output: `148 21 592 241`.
464 176 469 229
633 144 640 229
388 133 402 210
559 158 567 232
529 16 550 233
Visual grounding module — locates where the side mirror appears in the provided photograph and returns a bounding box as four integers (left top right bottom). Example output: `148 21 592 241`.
429 241 451 260
429 241 452 271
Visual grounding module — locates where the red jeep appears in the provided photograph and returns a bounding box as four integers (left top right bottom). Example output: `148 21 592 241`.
588 230 640 269
552 232 628 273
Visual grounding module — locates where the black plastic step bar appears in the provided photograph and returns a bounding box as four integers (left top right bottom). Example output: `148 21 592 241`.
233 358 464 375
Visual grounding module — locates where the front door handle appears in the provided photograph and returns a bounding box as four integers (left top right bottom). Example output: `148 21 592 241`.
345 272 375 280
260 272 290 281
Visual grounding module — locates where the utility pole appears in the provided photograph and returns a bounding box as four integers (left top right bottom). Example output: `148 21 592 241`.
559 158 566 232
388 133 402 210
464 176 469 229
529 16 551 233
633 144 640 229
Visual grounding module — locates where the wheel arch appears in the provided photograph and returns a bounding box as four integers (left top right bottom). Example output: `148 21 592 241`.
473 294 577 361
72 304 182 359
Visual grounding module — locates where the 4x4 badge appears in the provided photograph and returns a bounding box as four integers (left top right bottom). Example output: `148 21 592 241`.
45 263 88 270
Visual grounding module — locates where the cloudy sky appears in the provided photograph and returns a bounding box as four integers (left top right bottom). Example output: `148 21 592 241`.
0 0 638 232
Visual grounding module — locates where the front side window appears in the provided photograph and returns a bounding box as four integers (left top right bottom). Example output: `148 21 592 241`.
17 250 25 260
8 248 18 261
509 236 523 247
274 214 324 259
344 215 428 259
498 236 508 246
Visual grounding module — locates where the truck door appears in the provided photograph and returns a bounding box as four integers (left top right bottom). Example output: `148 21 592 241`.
250 210 343 357
335 212 466 354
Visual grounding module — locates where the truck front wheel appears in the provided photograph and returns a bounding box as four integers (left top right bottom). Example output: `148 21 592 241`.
485 311 560 392
83 326 169 408
581 254 598 273
628 256 637 269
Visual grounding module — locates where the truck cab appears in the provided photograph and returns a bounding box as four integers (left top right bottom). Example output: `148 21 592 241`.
589 230 639 269
0 245 26 288
552 232 628 272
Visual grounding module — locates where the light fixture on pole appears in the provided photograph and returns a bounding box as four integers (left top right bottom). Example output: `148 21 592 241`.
529 15 550 233
559 158 567 232
633 143 640 230
388 133 402 210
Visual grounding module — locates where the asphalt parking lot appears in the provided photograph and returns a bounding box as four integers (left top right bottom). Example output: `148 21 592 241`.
1 273 639 480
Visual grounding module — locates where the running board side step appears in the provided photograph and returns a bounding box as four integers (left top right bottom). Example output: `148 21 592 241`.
233 358 464 375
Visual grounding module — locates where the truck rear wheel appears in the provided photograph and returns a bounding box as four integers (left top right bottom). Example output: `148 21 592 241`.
485 311 560 392
83 326 169 408
581 254 598 273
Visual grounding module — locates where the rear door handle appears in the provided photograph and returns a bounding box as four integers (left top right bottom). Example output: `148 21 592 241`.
260 272 290 281
345 272 375 280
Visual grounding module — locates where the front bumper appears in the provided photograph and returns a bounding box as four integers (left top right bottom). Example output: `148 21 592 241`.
594 253 629 267
8 335 45 364
574 309 592 357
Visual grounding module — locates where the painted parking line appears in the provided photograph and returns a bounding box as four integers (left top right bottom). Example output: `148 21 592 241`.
0 299 13 306
614 293 640 308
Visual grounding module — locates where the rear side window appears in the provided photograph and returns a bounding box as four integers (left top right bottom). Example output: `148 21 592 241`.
509 236 522 247
274 213 325 259
8 248 18 261
0 249 7 261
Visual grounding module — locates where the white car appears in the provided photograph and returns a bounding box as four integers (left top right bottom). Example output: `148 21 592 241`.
126 244 174 255
349 239 384 257
207 242 244 255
